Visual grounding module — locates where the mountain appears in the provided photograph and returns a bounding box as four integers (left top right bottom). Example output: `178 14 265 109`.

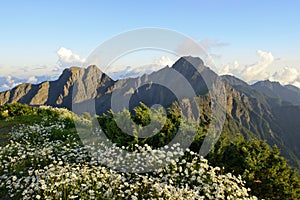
0 75 56 92
0 66 115 110
221 75 300 168
220 75 249 87
1 56 300 170
252 80 300 105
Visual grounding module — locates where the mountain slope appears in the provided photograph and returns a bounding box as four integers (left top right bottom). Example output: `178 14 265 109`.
252 80 300 106
1 56 300 170
221 75 300 168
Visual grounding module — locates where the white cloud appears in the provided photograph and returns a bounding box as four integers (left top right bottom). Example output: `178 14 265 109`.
270 67 298 83
0 64 62 80
6 75 15 85
220 61 240 76
218 50 274 81
27 76 38 84
0 76 22 91
269 67 300 86
106 56 176 80
0 47 86 91
241 50 274 81
154 56 175 67
108 64 166 80
1 84 9 89
56 47 85 68
219 50 300 88
0 74 56 92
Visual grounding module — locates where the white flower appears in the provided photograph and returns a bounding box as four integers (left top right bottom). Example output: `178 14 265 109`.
12 176 17 182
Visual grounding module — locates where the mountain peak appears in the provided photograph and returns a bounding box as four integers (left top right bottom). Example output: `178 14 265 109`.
58 65 104 82
252 80 281 89
1 58 300 173
252 79 300 105
58 67 81 83
173 56 205 70
62 66 81 74
86 65 100 71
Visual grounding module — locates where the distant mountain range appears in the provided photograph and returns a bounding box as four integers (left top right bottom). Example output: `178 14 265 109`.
252 80 300 105
1 56 300 170
0 75 58 92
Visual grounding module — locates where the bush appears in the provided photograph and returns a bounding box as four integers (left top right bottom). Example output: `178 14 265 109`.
0 119 256 199
207 134 300 199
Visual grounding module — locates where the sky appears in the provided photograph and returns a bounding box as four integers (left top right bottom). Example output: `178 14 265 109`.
0 0 300 90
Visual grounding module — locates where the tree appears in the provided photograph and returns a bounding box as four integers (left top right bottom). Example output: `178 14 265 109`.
207 135 300 199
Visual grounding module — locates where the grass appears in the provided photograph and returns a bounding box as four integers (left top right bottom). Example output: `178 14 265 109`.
0 115 44 146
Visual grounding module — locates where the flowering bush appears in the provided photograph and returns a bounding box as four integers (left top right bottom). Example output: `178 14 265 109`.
0 106 257 199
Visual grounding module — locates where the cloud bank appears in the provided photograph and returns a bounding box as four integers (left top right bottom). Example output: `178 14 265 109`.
219 50 300 88
270 67 300 88
0 76 22 91
56 47 86 69
0 75 55 92
1 46 300 92
107 56 177 80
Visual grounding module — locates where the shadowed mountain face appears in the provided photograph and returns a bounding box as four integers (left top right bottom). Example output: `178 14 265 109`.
72 56 214 117
1 56 300 170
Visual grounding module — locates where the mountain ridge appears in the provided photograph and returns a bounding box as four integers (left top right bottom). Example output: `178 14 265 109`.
252 79 300 105
1 56 300 170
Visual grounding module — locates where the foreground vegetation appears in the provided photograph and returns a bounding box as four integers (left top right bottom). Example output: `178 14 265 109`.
0 103 299 199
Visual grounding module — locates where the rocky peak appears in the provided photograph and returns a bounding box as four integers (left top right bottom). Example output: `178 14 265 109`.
252 80 300 105
172 56 205 72
58 67 81 83
252 80 281 89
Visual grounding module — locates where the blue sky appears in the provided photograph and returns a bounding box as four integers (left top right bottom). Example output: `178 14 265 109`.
0 0 300 90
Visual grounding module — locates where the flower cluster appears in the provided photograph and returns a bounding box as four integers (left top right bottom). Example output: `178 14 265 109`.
0 108 257 199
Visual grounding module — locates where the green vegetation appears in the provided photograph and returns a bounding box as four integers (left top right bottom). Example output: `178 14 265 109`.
207 133 300 199
98 103 300 199
98 103 182 148
0 103 61 146
0 103 300 199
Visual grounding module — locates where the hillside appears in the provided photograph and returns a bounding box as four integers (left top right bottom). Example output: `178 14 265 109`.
252 80 300 105
1 56 300 171
1 103 300 199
